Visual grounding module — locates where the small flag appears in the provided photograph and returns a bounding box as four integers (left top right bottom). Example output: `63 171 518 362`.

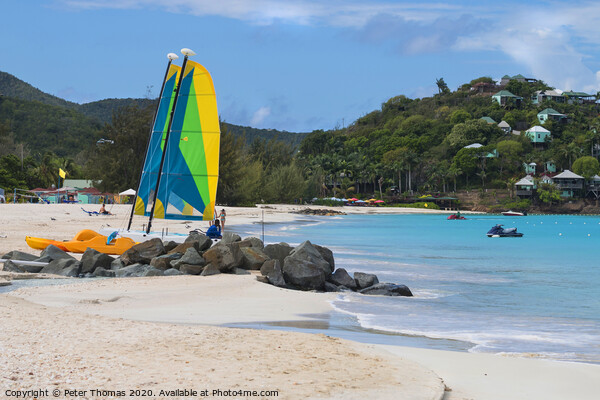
59 168 66 179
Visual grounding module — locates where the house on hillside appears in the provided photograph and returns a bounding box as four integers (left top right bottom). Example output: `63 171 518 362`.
525 126 551 147
492 90 523 107
515 176 535 197
552 170 584 197
480 116 496 124
537 108 567 124
471 81 497 94
587 175 600 198
500 74 537 86
523 162 536 175
562 91 595 104
545 161 557 173
531 89 565 104
498 120 511 134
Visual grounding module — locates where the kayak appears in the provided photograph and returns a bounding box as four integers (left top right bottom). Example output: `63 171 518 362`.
26 229 137 255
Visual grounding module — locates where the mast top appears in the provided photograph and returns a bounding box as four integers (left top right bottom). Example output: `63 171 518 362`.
167 53 179 60
181 48 196 56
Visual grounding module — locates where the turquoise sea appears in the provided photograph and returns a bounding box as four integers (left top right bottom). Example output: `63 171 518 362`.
235 213 600 364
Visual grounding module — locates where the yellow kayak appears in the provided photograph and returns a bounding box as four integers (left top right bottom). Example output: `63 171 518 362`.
26 229 137 255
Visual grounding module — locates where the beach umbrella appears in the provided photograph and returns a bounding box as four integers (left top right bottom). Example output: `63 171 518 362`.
355 199 366 203
374 200 385 203
348 198 358 201
119 188 136 196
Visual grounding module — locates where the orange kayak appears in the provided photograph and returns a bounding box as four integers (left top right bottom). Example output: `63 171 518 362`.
26 229 137 255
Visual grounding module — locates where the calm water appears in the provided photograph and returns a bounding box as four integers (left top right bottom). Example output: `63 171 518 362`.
235 213 600 363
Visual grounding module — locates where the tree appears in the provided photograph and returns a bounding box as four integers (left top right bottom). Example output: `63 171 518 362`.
572 156 600 180
537 183 560 206
496 140 523 174
436 78 450 94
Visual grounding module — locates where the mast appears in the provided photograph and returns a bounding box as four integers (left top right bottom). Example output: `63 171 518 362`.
127 52 179 231
146 48 196 233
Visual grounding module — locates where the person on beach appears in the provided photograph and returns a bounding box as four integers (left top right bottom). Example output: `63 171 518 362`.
99 203 112 215
206 219 222 239
218 209 226 230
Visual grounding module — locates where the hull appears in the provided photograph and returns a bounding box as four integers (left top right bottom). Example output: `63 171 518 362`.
502 211 525 216
487 233 524 237
26 229 137 255
447 215 466 220
25 236 69 252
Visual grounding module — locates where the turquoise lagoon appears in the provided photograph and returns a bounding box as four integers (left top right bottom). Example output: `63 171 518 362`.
235 213 600 364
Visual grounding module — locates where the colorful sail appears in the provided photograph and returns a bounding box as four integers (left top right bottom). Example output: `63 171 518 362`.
134 64 181 216
153 60 220 221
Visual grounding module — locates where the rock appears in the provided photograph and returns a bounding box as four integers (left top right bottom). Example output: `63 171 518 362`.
150 253 183 270
263 243 292 266
2 250 38 261
231 267 251 275
287 241 332 278
200 263 221 276
114 263 159 278
171 248 205 269
120 238 165 265
220 232 241 244
110 258 126 271
168 241 198 255
185 232 213 251
314 244 335 272
237 237 264 249
359 283 413 297
329 268 357 290
282 258 326 291
93 267 116 277
164 268 183 276
179 264 204 275
267 262 286 288
1 251 46 273
324 282 340 292
163 240 179 253
142 267 164 277
2 260 26 273
260 259 278 276
240 247 270 270
255 275 269 283
354 272 379 289
80 248 115 274
40 258 81 277
202 243 243 272
40 245 75 261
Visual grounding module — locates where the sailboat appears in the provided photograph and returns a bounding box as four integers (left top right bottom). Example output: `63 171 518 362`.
100 48 221 243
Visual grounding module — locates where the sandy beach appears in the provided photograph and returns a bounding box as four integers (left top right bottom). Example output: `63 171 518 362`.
1 203 599 399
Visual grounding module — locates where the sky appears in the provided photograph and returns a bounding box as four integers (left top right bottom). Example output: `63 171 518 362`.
2 0 600 133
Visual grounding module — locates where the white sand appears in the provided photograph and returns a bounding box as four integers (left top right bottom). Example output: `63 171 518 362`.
1 203 598 400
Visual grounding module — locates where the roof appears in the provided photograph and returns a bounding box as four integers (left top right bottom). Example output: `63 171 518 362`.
464 143 484 149
526 126 550 133
590 175 600 181
512 74 526 79
553 170 584 179
493 90 521 98
515 176 534 186
529 162 537 166
538 108 566 116
498 120 510 128
535 89 563 97
480 116 496 124
563 90 593 97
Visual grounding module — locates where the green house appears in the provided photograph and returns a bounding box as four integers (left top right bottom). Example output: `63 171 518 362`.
537 108 567 124
480 116 496 124
525 126 551 144
492 90 523 107
523 162 536 175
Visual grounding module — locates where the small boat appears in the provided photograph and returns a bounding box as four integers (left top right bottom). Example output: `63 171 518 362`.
487 224 524 237
26 229 137 255
502 210 527 216
447 213 466 220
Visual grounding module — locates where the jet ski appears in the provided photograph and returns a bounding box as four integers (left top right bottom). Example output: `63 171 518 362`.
447 213 466 220
487 224 523 237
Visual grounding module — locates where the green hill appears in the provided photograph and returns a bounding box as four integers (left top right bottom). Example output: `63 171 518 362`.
0 71 78 109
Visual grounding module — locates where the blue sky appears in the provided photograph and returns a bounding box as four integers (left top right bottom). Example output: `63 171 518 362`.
2 1 600 132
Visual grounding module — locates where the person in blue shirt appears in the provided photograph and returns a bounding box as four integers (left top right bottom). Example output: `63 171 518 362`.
206 219 222 239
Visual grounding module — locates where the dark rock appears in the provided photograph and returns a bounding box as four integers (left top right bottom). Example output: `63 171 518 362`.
179 264 204 275
255 275 269 283
81 248 114 274
267 262 286 288
329 268 357 290
221 232 241 243
2 260 25 273
142 267 164 277
110 258 126 271
2 250 38 261
324 282 340 292
120 238 165 265
163 240 179 253
354 272 379 289
314 244 335 272
163 268 184 276
171 248 205 269
231 267 251 275
359 283 413 297
1 251 46 273
202 243 243 272
41 245 75 261
168 241 198 255
282 258 326 291
287 241 331 278
240 247 270 270
150 253 183 270
40 258 81 277
185 232 213 251
237 237 264 249
200 263 221 276
93 267 116 277
115 263 162 277
263 243 292 266
260 259 278 276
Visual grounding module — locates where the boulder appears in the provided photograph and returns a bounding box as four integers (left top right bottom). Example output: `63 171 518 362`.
255 275 269 284
93 267 116 278
266 262 286 288
314 244 335 272
359 283 413 297
1 251 46 273
168 241 198 255
260 259 278 276
164 268 184 276
237 237 264 249
200 263 221 276
150 253 183 270
220 232 241 244
282 258 326 291
2 250 38 261
185 232 213 252
2 260 26 273
115 263 163 278
80 248 114 274
231 267 251 275
40 258 81 277
179 264 204 275
41 245 75 261
163 240 179 253
287 241 331 278
110 258 126 271
240 247 270 270
120 238 165 265
329 268 357 290
202 243 243 272
263 243 292 266
171 248 205 269
354 272 379 289
324 282 341 292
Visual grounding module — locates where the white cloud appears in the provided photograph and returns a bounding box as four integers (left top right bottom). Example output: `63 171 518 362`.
250 106 271 126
